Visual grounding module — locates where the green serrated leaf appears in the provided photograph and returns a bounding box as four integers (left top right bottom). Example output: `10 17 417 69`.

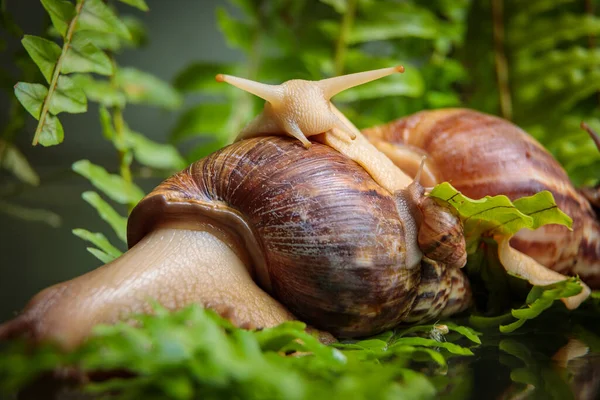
21 35 61 83
38 114 65 146
80 191 128 243
62 35 113 75
429 182 572 252
0 140 40 185
77 0 131 40
173 62 233 93
71 74 126 107
14 82 48 120
170 103 231 143
73 228 123 260
116 67 182 109
41 0 75 38
49 75 87 114
72 160 144 205
116 0 149 11
124 128 186 171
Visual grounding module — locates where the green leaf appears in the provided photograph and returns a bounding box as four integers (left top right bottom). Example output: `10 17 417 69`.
173 62 234 93
428 182 573 253
0 200 61 227
73 30 122 51
85 247 116 263
72 160 144 205
441 322 482 345
71 74 126 107
62 35 113 75
14 82 48 120
77 0 131 40
216 7 252 51
116 0 149 11
40 0 75 38
389 337 473 356
49 75 87 115
0 140 40 185
72 228 123 260
319 0 347 13
500 278 584 333
38 114 65 146
125 128 187 171
121 15 147 47
21 35 61 83
81 191 128 243
170 103 231 143
116 67 182 109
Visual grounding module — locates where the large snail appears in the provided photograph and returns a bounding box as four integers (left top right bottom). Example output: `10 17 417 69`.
0 67 598 350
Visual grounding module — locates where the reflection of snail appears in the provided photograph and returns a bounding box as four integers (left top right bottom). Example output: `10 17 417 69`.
0 67 598 350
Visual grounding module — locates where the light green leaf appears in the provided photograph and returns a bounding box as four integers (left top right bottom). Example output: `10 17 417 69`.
500 278 584 333
38 114 65 146
71 74 126 107
429 182 573 252
0 140 40 185
77 0 131 40
170 103 231 143
73 30 122 51
62 35 113 75
40 0 75 38
116 0 149 11
124 128 186 171
73 160 144 205
116 67 182 109
81 191 128 243
49 75 87 114
121 15 147 47
14 82 48 120
73 228 123 260
85 247 116 264
173 62 233 94
441 322 482 345
98 105 115 140
216 7 252 50
21 35 61 83
319 0 347 13
390 337 473 356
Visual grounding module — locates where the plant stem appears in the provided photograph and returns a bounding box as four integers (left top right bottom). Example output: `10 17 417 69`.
334 0 357 76
491 0 512 121
32 0 85 145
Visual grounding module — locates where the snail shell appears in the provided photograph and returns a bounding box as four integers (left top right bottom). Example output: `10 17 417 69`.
363 108 600 288
128 136 472 337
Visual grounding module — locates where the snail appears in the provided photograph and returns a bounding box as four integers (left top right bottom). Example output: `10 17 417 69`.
0 67 597 350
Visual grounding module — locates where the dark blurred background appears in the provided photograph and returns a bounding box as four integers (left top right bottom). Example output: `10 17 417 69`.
0 0 238 322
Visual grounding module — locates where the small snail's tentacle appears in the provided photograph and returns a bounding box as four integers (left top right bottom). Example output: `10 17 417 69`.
216 74 283 105
403 257 472 323
496 236 591 309
581 121 600 151
316 65 404 99
280 119 312 148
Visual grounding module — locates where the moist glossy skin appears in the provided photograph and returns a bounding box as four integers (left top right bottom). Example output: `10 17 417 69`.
363 108 600 288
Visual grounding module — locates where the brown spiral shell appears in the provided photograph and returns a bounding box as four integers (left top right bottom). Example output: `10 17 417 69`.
128 136 471 337
363 108 600 288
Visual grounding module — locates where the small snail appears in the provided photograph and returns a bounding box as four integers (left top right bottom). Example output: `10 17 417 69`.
0 67 596 350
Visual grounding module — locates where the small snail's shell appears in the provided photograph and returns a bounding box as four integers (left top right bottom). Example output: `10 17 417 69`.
363 108 600 287
417 197 467 269
128 137 470 337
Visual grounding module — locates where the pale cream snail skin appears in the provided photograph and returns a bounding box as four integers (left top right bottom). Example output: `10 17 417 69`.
0 66 595 350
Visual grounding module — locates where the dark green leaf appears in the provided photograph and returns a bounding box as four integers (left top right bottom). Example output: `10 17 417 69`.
72 160 144 205
0 140 40 185
62 35 113 75
170 103 231 143
116 0 149 11
173 62 233 93
216 7 253 50
49 75 87 114
14 82 48 120
0 200 61 227
121 15 147 47
21 35 61 83
40 0 75 38
319 0 347 13
80 191 128 243
72 228 123 261
116 67 182 109
77 0 131 40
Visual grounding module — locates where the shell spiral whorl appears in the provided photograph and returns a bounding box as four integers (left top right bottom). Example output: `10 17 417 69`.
128 136 472 337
